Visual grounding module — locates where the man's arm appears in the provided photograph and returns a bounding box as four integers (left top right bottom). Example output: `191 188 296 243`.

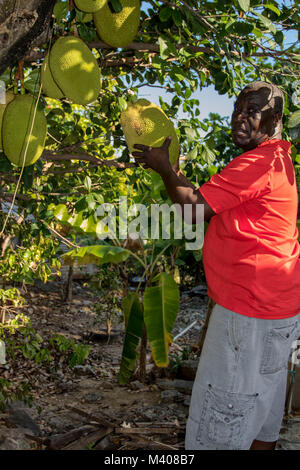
132 137 216 222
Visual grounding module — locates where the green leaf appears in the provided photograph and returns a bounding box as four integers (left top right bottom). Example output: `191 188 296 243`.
202 144 216 164
53 2 69 20
186 147 198 160
84 176 92 192
158 37 169 60
63 245 131 266
119 293 144 384
23 69 41 95
118 97 127 112
108 0 123 14
185 127 196 140
288 110 300 129
236 0 250 12
233 21 254 35
159 6 172 22
264 4 280 16
257 14 277 34
143 273 180 367
172 8 182 27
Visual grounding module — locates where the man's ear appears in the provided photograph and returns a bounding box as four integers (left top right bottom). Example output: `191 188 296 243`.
274 112 282 125
272 112 282 135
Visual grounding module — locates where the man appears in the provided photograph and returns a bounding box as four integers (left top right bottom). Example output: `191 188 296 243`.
132 81 300 450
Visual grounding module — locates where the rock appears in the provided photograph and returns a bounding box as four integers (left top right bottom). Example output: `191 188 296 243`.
130 380 144 391
0 428 33 450
81 393 103 404
178 360 199 381
93 435 117 450
56 381 76 393
156 379 194 394
184 396 191 407
5 402 41 436
160 390 184 403
73 365 95 377
185 285 207 297
102 383 113 390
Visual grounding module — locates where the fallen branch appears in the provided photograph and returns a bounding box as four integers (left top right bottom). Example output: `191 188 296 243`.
115 426 181 435
47 424 98 450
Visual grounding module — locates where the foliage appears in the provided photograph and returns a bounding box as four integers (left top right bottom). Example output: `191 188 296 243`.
0 309 90 408
0 0 299 385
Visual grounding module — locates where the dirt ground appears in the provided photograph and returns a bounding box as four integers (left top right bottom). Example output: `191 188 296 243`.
0 275 299 450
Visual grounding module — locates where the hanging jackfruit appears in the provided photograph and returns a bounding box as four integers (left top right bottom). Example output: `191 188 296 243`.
120 99 180 166
2 94 47 167
93 0 140 48
0 91 15 150
75 0 105 12
41 53 64 100
49 36 101 105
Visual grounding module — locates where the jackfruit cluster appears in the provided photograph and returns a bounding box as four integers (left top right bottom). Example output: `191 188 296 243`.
41 36 101 105
93 0 140 48
2 94 47 167
120 99 180 166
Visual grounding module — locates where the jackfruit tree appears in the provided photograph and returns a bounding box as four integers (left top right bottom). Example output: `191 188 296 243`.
0 0 299 382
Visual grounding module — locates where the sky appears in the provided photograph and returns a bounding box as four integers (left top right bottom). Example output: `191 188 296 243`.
139 84 235 122
136 1 299 123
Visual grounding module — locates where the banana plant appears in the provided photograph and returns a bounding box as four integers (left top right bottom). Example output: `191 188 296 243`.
50 202 181 383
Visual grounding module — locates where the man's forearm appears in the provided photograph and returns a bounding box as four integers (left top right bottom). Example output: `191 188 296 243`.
160 167 215 222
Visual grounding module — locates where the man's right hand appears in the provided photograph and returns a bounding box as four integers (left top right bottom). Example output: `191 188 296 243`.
132 137 173 177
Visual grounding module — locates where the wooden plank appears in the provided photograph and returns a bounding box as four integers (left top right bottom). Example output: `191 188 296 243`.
63 426 113 450
114 427 181 435
47 424 99 450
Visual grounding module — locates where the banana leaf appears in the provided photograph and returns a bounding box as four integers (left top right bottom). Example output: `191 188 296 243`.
51 204 107 237
119 292 144 384
63 245 131 266
143 272 180 367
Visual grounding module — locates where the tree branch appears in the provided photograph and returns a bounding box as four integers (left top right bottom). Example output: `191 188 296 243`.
42 151 136 168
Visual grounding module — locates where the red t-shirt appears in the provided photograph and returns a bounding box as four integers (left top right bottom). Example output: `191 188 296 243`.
199 139 300 319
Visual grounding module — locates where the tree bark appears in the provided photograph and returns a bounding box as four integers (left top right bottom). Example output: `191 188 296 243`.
0 0 56 75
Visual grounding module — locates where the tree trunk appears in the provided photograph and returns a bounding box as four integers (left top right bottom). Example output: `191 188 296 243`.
0 0 56 75
65 265 73 303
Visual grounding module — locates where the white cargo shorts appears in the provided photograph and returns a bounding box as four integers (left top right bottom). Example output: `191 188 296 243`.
185 304 300 450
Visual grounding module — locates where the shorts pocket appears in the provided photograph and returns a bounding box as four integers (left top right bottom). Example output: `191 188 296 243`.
196 384 257 449
260 322 298 375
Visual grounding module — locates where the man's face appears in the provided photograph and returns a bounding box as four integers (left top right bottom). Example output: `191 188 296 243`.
231 88 278 151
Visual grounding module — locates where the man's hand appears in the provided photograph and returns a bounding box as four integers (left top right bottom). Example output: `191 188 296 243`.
132 136 173 176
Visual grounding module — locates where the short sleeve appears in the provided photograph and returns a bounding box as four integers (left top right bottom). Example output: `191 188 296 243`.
199 152 271 214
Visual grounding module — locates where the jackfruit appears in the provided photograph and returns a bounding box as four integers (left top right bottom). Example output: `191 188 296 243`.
120 99 179 166
49 36 101 105
41 53 64 100
2 94 47 167
0 91 15 150
75 0 105 12
93 0 140 48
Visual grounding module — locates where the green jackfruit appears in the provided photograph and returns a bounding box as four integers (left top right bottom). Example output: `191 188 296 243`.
50 36 101 105
0 91 15 150
75 0 105 12
41 53 64 100
93 0 140 48
2 94 47 167
120 99 180 166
